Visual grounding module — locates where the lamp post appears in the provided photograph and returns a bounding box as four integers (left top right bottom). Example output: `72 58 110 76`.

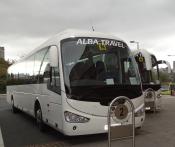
167 55 175 95
167 54 175 73
130 41 139 50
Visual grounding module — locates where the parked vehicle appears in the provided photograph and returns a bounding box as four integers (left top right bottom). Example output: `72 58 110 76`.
133 49 171 111
7 29 145 135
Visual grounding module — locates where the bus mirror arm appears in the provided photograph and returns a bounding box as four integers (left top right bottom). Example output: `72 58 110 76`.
157 60 171 73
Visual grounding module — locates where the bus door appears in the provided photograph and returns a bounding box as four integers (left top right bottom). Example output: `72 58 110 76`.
46 46 62 128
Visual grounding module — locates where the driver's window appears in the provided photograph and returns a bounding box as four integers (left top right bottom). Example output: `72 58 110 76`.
46 66 61 94
51 67 60 88
48 60 61 94
42 46 61 94
123 58 137 84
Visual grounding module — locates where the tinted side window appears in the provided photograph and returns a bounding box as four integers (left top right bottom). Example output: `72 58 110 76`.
7 48 49 85
38 49 49 83
51 67 60 87
7 61 27 85
34 49 48 82
47 67 61 94
18 62 26 79
46 46 61 94
9 64 18 80
26 55 35 83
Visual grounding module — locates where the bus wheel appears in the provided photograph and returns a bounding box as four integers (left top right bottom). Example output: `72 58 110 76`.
11 99 18 113
36 106 45 132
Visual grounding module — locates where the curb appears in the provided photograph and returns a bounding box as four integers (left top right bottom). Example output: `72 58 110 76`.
0 127 4 147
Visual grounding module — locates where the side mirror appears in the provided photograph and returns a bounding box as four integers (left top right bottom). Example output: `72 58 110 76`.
165 61 171 73
157 60 171 73
49 46 58 67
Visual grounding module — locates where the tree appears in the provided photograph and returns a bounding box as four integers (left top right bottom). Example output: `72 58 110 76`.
0 58 12 93
159 71 171 83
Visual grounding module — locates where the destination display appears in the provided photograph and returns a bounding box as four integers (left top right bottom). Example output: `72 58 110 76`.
76 38 125 48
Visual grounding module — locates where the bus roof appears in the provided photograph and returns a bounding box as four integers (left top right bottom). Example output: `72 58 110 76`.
35 29 125 50
132 49 171 73
132 49 153 57
16 29 125 62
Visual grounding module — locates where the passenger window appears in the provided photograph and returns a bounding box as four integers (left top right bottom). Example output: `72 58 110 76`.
38 49 49 83
40 50 49 75
26 55 36 84
46 67 61 94
17 62 26 79
46 46 61 94
34 49 48 80
51 67 60 87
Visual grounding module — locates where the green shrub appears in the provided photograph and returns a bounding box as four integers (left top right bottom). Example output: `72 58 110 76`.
161 90 171 95
0 80 6 94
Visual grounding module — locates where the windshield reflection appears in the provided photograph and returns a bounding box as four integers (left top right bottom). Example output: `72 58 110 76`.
61 37 140 89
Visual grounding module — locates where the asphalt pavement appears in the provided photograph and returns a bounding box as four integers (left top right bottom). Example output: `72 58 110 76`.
0 127 4 147
1 94 175 147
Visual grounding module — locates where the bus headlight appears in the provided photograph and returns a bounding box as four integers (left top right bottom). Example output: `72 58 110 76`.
64 111 90 123
135 105 145 117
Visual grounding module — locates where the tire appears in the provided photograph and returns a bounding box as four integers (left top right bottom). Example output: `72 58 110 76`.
11 99 18 113
36 106 45 132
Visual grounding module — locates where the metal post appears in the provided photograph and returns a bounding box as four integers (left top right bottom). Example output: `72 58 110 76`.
107 96 135 147
144 88 156 112
130 41 139 50
108 106 111 147
136 42 139 50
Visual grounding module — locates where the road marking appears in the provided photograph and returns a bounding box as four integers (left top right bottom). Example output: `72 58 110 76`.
0 127 4 147
25 141 66 147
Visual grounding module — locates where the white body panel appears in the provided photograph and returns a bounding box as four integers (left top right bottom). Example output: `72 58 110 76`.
132 49 170 112
7 84 145 135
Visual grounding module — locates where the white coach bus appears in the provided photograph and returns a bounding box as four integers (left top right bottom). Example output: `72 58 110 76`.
7 29 145 136
133 49 171 111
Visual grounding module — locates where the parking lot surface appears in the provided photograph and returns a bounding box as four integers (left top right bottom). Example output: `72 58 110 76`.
1 95 175 147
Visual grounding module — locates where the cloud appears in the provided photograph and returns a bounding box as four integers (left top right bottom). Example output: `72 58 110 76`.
0 0 112 37
0 35 46 60
0 0 175 65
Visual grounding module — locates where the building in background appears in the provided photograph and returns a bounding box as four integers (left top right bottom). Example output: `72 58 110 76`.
173 61 175 73
0 47 4 59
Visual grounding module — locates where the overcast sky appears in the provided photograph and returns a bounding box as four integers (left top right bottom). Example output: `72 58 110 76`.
1 0 175 66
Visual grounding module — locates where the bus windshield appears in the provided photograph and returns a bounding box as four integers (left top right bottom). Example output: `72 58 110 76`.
61 37 141 101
